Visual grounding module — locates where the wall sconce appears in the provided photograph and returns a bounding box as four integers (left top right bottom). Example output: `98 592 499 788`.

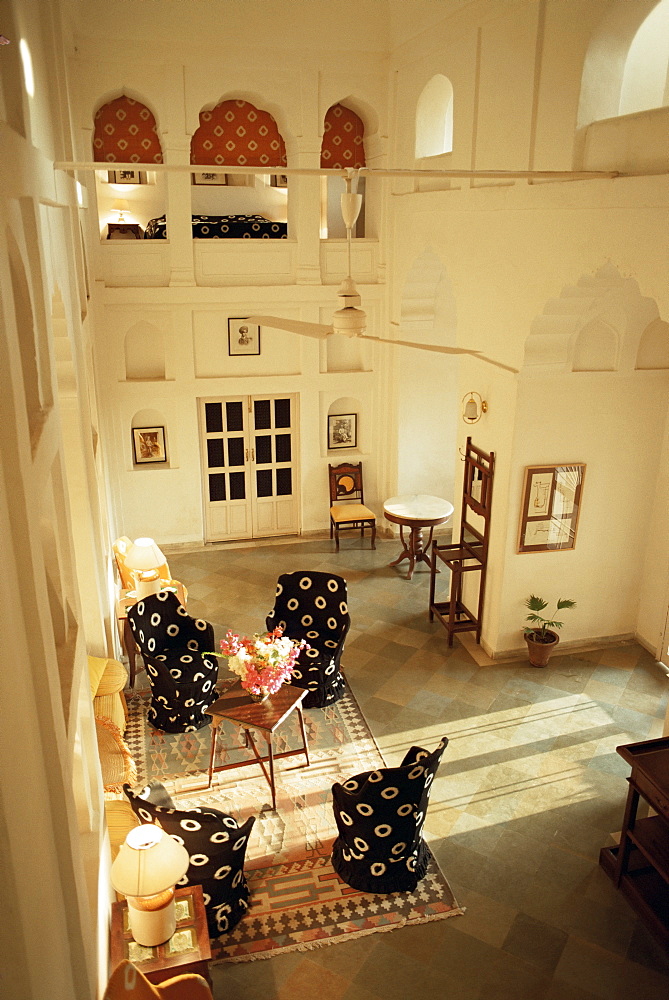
124 537 166 598
110 825 189 946
112 199 130 223
462 391 487 424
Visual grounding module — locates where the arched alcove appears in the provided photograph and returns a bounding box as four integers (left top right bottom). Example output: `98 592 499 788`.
321 102 367 237
415 75 454 158
396 249 458 500
572 320 618 372
619 0 669 115
577 0 662 127
636 318 669 369
124 321 165 380
131 408 169 468
327 397 362 453
191 99 286 167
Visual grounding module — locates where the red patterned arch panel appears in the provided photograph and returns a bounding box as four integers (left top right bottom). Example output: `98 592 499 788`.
321 104 366 169
191 99 287 167
93 95 163 163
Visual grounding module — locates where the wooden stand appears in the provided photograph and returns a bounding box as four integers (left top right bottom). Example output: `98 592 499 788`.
110 884 212 986
429 438 495 645
599 737 669 947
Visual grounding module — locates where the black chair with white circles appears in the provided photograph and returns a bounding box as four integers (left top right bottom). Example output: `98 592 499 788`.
266 571 349 709
331 736 449 893
124 781 255 939
127 590 218 733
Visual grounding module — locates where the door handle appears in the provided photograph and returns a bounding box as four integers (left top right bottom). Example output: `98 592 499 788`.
251 448 255 461
245 448 249 461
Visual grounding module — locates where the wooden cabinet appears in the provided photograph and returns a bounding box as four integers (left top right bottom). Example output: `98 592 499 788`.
599 736 669 946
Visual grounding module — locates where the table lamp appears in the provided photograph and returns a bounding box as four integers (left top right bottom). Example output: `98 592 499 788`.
124 537 166 598
112 199 130 223
110 824 190 946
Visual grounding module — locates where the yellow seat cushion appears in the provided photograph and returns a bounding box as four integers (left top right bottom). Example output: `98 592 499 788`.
330 502 375 523
104 799 139 862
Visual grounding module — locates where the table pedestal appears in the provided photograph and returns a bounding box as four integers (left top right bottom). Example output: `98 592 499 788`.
383 494 454 580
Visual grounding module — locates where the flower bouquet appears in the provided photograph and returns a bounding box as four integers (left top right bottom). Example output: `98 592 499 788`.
216 627 309 701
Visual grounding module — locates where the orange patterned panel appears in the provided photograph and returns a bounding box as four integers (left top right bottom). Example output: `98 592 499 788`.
321 104 366 169
93 95 163 163
191 99 287 167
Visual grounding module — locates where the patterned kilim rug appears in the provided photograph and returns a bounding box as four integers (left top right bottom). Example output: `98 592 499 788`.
124 680 464 963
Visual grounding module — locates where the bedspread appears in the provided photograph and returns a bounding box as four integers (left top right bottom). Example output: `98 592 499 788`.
144 214 287 239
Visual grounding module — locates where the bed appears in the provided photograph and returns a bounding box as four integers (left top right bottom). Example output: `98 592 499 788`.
144 214 288 239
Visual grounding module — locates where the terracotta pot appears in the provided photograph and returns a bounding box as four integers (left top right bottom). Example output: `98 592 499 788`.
524 629 559 667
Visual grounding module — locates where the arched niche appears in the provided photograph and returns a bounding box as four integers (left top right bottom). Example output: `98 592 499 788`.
191 99 286 167
572 320 619 372
396 249 458 500
577 0 662 127
321 102 368 237
124 321 165 380
619 0 669 116
636 318 669 369
327 397 362 454
131 408 169 468
325 333 369 374
415 75 453 158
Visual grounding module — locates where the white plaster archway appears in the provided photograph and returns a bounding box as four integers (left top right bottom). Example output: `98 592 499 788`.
415 74 453 157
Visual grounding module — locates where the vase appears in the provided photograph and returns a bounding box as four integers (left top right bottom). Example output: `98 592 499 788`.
249 691 270 703
524 629 559 667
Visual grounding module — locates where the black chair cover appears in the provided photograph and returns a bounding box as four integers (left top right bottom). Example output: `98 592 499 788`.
124 782 255 938
331 736 449 893
266 571 349 708
128 591 218 732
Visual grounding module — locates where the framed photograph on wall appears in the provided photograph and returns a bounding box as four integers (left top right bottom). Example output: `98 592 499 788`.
108 170 147 185
328 413 357 450
228 319 260 356
518 463 585 553
132 426 167 465
270 174 288 188
191 171 227 185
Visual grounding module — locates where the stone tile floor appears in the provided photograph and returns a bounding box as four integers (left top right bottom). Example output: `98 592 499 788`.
162 536 669 1000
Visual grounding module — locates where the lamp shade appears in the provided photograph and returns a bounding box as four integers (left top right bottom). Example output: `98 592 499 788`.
124 537 166 572
110 825 189 898
112 199 129 213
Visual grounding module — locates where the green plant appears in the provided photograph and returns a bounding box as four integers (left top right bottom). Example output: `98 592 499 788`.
524 594 576 644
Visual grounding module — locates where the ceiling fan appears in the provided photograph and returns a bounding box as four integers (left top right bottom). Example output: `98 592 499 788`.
249 172 518 373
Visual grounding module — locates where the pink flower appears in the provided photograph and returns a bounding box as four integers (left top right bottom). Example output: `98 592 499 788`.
210 627 310 697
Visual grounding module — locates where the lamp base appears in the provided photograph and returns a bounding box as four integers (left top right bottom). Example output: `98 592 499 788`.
126 888 177 947
133 571 162 600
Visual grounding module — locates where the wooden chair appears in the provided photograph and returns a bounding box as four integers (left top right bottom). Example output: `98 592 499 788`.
103 959 213 999
328 462 376 551
429 438 495 646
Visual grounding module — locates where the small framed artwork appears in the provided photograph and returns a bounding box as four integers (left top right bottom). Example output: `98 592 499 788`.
328 413 357 450
228 319 260 356
132 426 167 465
270 174 288 188
191 171 226 186
108 170 147 185
518 463 585 553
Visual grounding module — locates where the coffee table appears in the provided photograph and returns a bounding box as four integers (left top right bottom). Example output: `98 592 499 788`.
383 493 454 579
205 682 310 810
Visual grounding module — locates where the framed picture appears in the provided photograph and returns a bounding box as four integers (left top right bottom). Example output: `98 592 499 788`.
192 171 226 185
132 426 167 465
270 174 288 188
518 463 585 553
108 170 147 185
228 319 260 356
328 413 357 450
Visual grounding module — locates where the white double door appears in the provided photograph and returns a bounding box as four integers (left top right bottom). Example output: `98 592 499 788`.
200 393 299 542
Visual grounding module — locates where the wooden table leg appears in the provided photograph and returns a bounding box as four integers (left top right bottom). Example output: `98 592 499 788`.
297 705 310 767
267 735 276 811
207 719 220 788
123 616 137 688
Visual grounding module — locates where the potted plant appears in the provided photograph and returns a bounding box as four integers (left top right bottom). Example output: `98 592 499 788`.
523 594 576 667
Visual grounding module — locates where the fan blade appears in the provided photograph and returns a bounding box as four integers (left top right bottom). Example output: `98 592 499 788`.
247 315 333 339
362 334 519 373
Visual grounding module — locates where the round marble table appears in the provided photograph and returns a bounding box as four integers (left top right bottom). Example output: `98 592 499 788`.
383 494 454 580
